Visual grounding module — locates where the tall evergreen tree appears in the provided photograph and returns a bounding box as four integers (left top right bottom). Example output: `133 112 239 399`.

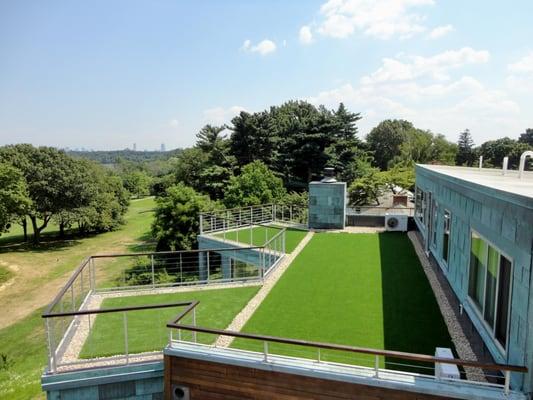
456 129 476 166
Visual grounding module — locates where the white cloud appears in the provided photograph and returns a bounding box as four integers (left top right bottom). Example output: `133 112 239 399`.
505 52 533 93
507 52 533 74
428 24 454 39
299 25 313 44
307 48 524 143
360 47 490 84
241 39 277 55
317 0 435 40
203 106 247 125
169 119 179 128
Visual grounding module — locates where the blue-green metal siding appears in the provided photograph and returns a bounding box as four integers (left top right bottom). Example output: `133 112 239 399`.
415 165 533 393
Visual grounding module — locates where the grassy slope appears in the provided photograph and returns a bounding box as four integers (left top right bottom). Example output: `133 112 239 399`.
0 198 156 330
232 232 453 370
80 286 259 358
0 198 156 400
215 226 307 253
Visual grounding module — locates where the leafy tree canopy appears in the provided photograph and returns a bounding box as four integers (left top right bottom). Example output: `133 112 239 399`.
152 183 214 251
479 137 532 169
0 163 31 234
223 161 286 208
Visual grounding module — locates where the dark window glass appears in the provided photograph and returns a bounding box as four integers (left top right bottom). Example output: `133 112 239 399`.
495 255 512 348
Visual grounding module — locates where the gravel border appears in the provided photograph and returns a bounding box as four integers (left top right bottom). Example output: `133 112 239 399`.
408 230 492 382
214 231 315 347
58 281 262 367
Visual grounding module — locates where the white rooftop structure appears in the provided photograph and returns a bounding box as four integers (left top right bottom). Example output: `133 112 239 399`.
417 164 533 200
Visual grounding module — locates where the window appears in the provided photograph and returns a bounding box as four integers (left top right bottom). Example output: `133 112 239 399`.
431 201 438 247
468 231 512 350
442 210 451 263
415 187 425 224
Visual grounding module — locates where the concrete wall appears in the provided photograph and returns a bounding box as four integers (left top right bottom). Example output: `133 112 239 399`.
308 182 346 229
42 362 163 400
415 165 533 393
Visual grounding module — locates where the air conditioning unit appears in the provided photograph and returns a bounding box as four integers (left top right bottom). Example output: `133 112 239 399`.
435 347 460 380
385 213 408 232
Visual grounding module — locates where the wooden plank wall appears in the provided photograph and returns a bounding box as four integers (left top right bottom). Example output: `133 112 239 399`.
164 355 450 400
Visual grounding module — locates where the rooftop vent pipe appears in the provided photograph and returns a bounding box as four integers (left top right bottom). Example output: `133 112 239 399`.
518 150 533 179
502 157 509 175
321 167 337 183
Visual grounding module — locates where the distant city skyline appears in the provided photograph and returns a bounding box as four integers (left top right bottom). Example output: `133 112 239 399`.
1 1 532 150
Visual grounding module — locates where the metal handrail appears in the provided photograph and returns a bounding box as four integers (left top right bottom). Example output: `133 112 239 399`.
166 300 528 375
43 301 192 319
43 246 265 316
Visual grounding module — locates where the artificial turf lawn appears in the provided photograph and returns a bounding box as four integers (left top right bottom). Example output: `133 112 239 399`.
215 225 307 253
79 286 259 359
232 232 454 372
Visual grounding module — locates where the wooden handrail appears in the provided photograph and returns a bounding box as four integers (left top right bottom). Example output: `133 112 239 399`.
41 298 528 375
167 301 528 374
42 301 196 318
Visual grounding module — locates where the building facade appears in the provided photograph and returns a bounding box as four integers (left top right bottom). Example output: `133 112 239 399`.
414 164 533 393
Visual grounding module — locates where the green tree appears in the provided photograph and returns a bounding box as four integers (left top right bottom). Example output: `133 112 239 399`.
0 145 129 242
366 120 413 170
456 129 476 166
479 138 532 169
0 163 31 234
378 165 415 194
0 145 91 242
196 125 231 165
151 183 214 251
172 148 210 192
56 161 130 235
195 124 235 199
518 128 533 146
347 168 384 206
325 103 364 180
230 110 277 168
223 161 286 208
122 170 152 198
229 101 366 188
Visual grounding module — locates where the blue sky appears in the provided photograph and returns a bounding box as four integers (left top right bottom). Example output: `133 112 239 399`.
1 0 532 150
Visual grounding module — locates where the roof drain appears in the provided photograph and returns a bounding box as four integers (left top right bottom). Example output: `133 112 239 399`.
518 150 533 179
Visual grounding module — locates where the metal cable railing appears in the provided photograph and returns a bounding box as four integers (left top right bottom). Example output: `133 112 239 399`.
199 203 308 235
167 301 528 396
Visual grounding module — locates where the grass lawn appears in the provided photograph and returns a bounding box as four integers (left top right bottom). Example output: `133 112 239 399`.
232 232 453 372
80 286 259 358
215 225 307 253
0 197 157 399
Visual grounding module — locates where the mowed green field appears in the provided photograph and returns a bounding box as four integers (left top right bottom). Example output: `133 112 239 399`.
215 225 307 253
232 232 453 371
80 286 259 358
0 197 157 400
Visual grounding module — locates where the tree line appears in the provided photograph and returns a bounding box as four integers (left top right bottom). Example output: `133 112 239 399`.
147 101 532 250
3 101 531 248
0 144 130 243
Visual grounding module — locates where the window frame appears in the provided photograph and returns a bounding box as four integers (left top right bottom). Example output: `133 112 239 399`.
467 229 513 354
442 209 451 266
414 186 426 226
